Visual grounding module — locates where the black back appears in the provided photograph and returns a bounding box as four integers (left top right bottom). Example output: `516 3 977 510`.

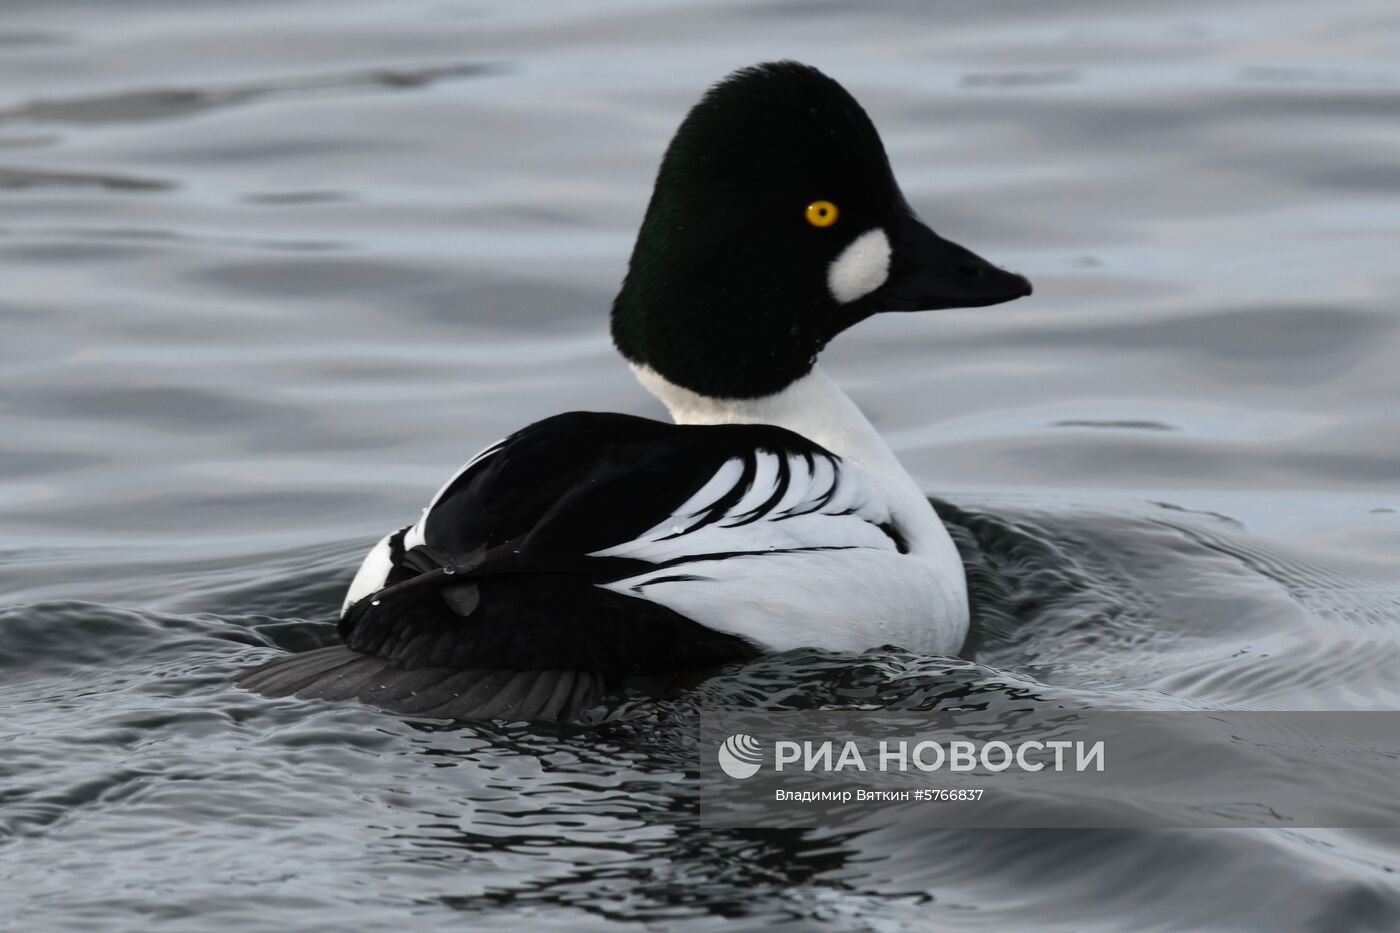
338 412 841 680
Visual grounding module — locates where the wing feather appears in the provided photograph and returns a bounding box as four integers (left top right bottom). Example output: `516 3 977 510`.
239 412 884 720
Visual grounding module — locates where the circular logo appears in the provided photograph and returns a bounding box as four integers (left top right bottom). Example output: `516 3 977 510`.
717 733 763 779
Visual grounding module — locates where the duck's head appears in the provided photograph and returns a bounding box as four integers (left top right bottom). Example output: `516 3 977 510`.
611 61 1032 400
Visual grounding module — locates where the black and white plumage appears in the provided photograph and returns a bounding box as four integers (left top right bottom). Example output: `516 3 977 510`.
240 412 915 720
236 61 1031 721
357 410 892 675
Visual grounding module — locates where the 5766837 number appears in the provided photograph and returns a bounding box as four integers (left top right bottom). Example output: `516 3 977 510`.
913 788 984 802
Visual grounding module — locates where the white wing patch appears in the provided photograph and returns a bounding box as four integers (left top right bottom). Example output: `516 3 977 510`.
677 457 746 520
591 449 896 565
342 530 396 617
590 449 966 653
608 547 968 655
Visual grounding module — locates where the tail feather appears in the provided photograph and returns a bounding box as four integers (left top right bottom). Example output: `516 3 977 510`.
355 665 456 706
392 668 500 716
235 645 368 696
234 646 603 722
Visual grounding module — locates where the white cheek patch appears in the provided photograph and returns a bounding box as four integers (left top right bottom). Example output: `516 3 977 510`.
826 228 891 304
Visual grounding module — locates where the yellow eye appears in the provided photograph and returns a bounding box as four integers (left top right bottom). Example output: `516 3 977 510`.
805 200 839 228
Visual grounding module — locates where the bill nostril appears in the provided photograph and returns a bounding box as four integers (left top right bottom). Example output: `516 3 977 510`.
955 263 985 280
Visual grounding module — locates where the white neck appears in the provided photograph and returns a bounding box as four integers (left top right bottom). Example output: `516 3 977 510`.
630 363 940 539
632 363 891 464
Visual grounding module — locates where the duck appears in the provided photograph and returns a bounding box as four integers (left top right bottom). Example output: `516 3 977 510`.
236 61 1031 721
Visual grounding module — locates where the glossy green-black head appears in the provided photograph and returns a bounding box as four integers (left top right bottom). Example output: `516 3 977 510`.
611 61 1031 399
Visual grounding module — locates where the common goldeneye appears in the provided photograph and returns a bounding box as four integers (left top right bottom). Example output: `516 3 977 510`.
237 61 1031 721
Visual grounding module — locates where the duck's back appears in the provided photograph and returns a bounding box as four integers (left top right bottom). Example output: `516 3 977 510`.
237 410 963 720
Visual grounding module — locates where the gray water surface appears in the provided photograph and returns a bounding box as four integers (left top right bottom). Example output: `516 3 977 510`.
2 1 1399 930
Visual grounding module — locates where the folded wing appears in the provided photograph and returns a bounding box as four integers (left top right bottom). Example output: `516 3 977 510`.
237 411 900 720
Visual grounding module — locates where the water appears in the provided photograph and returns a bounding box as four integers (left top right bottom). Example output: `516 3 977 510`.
2 1 1399 929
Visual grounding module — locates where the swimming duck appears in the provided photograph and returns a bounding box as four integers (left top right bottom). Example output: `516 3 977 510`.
236 61 1031 720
